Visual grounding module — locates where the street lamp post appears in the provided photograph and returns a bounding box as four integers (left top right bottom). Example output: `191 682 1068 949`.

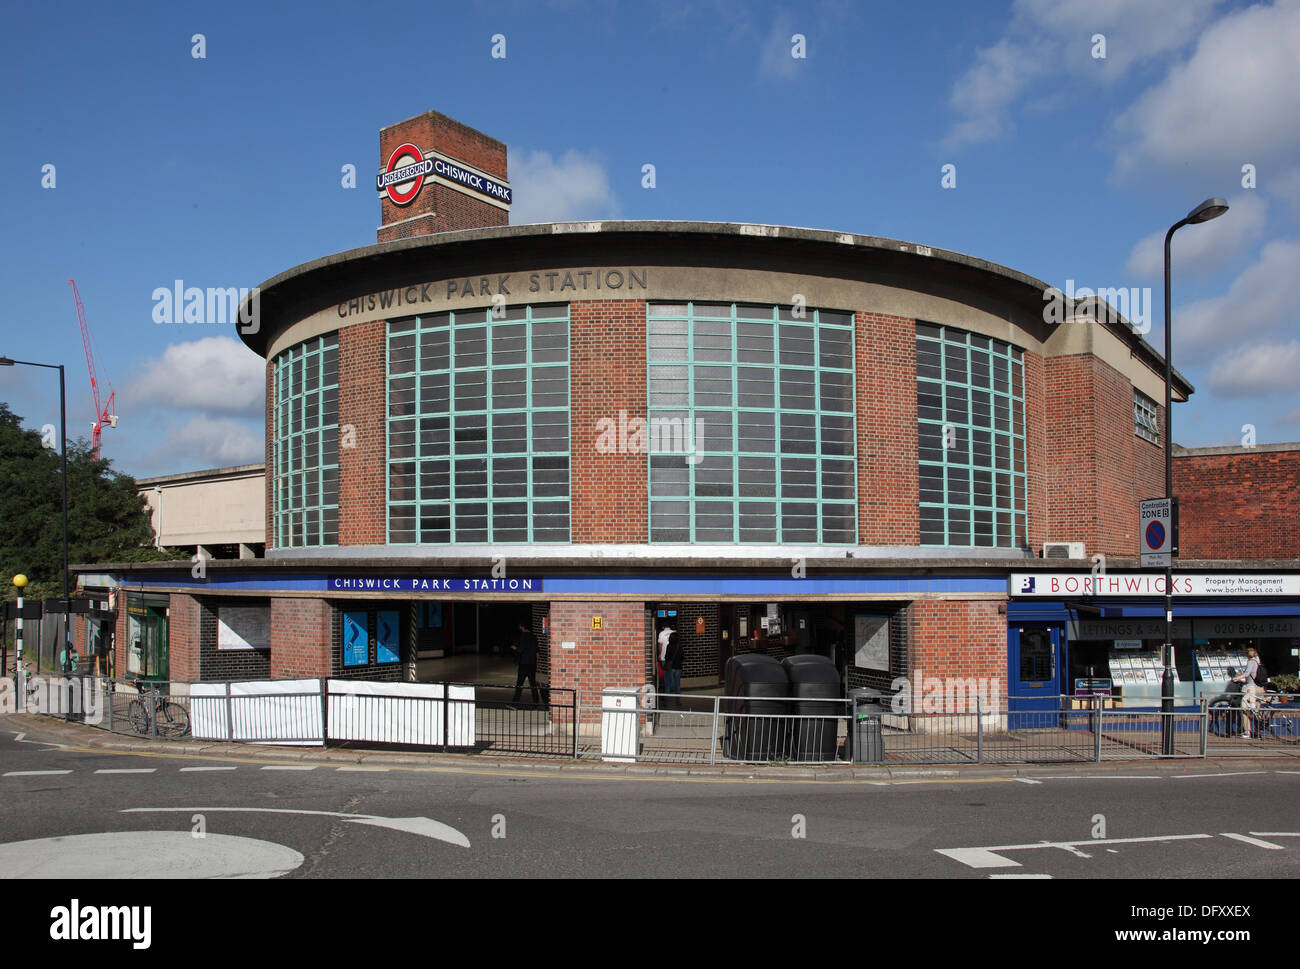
0 357 73 680
1160 198 1229 755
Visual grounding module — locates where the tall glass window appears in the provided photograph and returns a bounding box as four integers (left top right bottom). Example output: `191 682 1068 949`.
916 322 1026 548
272 334 339 547
386 306 570 544
647 303 857 544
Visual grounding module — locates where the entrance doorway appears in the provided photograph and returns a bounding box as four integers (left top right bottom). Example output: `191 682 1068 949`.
413 601 537 684
1008 624 1064 725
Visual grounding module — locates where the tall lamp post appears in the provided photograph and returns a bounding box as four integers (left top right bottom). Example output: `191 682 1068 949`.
1161 197 1229 755
0 357 72 677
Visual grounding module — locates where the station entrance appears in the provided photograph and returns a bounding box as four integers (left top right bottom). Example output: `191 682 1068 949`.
412 601 540 684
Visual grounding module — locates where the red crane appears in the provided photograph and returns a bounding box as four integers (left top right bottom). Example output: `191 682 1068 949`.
68 279 117 461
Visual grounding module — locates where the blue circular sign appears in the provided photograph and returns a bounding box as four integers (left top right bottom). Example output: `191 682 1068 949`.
1145 520 1165 550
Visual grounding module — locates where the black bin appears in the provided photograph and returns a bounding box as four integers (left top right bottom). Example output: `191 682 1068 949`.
722 654 790 760
782 655 842 761
850 687 885 764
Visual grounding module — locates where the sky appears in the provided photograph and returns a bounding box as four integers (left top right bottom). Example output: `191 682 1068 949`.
1 0 1297 478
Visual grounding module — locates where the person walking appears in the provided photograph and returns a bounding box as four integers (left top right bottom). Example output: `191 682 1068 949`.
1233 646 1261 739
511 621 541 706
663 625 683 709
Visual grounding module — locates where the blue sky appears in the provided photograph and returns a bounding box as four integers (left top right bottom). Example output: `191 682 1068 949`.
2 0 1297 477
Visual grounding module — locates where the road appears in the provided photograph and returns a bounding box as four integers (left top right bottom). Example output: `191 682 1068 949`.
2 714 1297 881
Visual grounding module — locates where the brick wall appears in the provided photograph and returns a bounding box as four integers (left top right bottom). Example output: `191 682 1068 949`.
114 604 127 681
338 319 386 545
909 599 1006 709
167 594 201 682
548 600 643 722
269 598 333 678
377 110 508 242
1043 353 1165 558
1174 447 1300 558
201 600 270 681
1023 349 1048 551
856 311 919 544
570 300 649 543
673 602 720 679
265 358 275 550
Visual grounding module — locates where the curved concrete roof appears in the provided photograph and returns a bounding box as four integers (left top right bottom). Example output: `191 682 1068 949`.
237 220 1190 393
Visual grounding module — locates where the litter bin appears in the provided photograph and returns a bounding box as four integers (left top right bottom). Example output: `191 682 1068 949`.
782 655 842 761
722 654 790 760
601 687 640 762
850 687 884 764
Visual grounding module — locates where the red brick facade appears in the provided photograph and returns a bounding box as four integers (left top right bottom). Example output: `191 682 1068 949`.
1042 354 1166 558
547 600 644 721
166 594 201 682
1174 445 1300 559
376 111 508 244
909 599 1007 708
570 300 649 544
337 319 386 545
269 598 333 678
856 311 919 544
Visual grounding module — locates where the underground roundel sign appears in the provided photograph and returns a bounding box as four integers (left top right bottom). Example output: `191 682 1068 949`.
377 143 434 206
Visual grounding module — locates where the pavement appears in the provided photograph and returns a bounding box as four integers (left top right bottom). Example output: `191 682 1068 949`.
9 710 1297 782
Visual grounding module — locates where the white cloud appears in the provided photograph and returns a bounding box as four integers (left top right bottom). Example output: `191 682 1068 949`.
1175 238 1300 364
1125 192 1267 278
758 15 801 81
944 0 1220 147
1114 0 1300 179
1271 165 1300 218
1208 339 1300 397
127 336 264 417
152 416 264 469
507 148 618 225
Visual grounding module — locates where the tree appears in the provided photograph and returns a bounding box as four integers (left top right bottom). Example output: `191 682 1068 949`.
0 402 178 605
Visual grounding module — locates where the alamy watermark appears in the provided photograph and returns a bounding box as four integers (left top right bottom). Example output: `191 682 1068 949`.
888 668 1002 714
152 280 260 334
1 675 104 724
594 410 706 464
1042 280 1151 334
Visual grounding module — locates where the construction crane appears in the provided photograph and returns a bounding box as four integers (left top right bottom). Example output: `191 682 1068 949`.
68 279 118 460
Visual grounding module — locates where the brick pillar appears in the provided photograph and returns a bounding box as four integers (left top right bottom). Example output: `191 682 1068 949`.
167 594 201 682
857 311 918 544
114 603 128 682
909 599 1007 705
270 598 333 679
548 601 644 723
1023 348 1048 552
570 300 648 543
338 319 386 545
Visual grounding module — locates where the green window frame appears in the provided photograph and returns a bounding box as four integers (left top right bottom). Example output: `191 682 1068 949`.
646 302 857 544
1134 388 1160 445
272 334 339 548
386 305 571 544
917 322 1026 548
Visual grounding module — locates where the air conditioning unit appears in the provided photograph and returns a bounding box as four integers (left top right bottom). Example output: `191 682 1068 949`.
1042 542 1086 560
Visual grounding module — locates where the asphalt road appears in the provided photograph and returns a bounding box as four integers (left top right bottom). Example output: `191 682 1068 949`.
2 715 1298 881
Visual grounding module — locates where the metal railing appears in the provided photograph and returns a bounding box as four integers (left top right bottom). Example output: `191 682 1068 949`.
24 674 1300 765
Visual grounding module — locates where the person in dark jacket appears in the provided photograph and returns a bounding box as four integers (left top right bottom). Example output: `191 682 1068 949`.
663 627 683 708
511 621 541 705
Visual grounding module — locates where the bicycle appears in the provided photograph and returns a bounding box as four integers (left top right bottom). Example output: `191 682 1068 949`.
126 680 190 738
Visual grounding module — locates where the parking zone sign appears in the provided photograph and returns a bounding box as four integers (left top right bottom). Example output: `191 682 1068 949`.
1140 497 1174 567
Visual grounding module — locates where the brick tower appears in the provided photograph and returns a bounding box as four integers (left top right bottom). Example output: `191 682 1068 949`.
376 110 510 243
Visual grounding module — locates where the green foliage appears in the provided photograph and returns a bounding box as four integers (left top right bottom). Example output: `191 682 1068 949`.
1 401 165 602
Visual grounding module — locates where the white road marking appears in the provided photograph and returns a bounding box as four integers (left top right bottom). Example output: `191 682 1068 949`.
1220 833 1287 850
336 767 390 772
259 765 317 771
937 833 1213 869
1173 771 1269 779
179 766 238 772
8 731 70 749
1248 832 1300 838
1013 778 1042 784
1034 775 1162 780
122 806 471 848
1273 771 1300 775
94 768 156 775
3 770 72 777
989 873 1053 879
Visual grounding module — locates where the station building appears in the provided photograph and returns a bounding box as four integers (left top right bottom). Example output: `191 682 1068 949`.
73 110 1300 712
